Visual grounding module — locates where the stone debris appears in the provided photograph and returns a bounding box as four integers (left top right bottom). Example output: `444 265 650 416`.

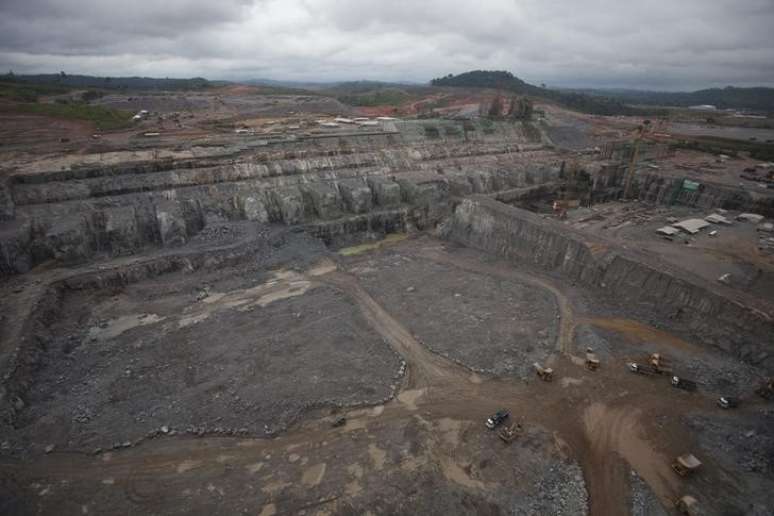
672 218 711 234
737 213 765 224
705 213 732 225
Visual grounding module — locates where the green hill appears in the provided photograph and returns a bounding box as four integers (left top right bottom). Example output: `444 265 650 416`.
431 70 664 116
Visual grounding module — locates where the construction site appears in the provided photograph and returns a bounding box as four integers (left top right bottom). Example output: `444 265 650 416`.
1 84 773 516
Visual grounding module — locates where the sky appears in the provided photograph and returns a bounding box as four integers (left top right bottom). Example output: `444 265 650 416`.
1 0 773 91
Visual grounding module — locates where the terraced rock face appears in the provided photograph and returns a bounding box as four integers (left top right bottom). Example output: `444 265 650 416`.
442 196 774 372
0 122 562 274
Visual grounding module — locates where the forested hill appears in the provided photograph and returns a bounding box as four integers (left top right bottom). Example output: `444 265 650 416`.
566 86 774 113
3 73 219 91
431 70 658 116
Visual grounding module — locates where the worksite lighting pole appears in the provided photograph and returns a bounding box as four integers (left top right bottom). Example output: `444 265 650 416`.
623 123 646 199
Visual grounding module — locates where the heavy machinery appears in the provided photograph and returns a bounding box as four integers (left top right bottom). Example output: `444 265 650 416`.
585 348 600 371
675 495 700 515
552 199 580 219
672 376 698 391
717 396 740 409
648 353 671 375
672 454 702 477
533 362 554 382
755 378 774 400
486 410 510 430
498 422 523 444
627 362 656 376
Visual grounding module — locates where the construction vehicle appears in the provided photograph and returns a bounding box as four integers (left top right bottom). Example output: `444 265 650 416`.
675 495 700 515
497 422 523 444
627 362 656 376
672 454 702 477
486 410 510 430
533 362 554 382
553 199 580 219
755 378 774 400
671 376 698 391
648 353 671 375
585 348 600 371
717 396 740 409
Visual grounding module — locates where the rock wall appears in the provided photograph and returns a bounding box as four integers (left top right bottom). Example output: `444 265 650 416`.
0 143 562 274
589 165 774 217
441 197 774 372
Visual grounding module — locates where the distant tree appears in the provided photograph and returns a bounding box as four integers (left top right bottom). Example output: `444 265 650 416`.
81 90 102 102
508 96 534 120
488 95 504 117
540 83 546 89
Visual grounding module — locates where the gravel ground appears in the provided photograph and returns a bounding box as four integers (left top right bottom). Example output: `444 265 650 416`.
513 461 588 515
351 248 559 377
629 470 668 516
683 409 774 515
13 282 402 452
6 229 405 454
587 324 765 397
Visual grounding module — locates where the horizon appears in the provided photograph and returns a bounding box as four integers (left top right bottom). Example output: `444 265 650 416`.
2 1 773 91
6 70 774 94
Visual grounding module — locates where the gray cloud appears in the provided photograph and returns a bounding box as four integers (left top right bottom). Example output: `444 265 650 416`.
1 0 773 89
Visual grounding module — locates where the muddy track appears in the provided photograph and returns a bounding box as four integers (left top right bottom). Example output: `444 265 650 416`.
318 271 465 389
319 251 640 515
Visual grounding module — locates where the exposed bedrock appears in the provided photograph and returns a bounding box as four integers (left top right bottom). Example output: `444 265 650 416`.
0 148 562 274
588 165 774 217
441 197 774 372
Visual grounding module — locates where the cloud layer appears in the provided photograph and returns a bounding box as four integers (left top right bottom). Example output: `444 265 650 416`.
1 0 773 89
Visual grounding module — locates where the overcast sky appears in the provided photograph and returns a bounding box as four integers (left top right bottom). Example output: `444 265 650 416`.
1 0 773 90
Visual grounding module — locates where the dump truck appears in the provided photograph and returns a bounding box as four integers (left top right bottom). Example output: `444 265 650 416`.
717 396 739 409
672 454 702 476
671 376 698 391
585 348 600 371
486 410 510 430
533 362 554 382
627 362 656 376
